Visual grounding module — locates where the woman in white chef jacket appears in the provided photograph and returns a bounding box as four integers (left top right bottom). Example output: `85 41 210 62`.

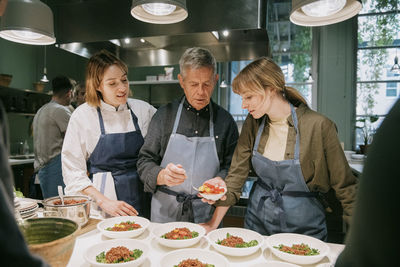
62 50 156 217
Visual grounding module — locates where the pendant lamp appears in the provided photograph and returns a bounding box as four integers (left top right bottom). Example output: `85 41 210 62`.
290 0 362 27
40 46 49 83
0 0 55 45
390 55 400 74
131 0 188 24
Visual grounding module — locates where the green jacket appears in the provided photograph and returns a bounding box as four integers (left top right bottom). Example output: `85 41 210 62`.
216 104 357 225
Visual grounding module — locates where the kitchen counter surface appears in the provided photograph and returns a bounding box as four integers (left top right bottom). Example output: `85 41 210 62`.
67 221 345 267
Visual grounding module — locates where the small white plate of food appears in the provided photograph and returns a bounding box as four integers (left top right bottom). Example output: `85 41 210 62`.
267 233 330 265
160 248 229 267
97 216 150 239
195 182 227 201
152 221 206 248
207 227 264 256
84 238 149 267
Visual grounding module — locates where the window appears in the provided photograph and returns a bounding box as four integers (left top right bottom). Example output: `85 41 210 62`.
228 0 313 126
356 0 400 148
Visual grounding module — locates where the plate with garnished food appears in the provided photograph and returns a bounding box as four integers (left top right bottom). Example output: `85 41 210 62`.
152 222 206 248
97 216 150 239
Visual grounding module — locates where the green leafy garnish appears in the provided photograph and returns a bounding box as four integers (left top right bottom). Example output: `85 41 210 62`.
96 251 106 263
216 233 258 247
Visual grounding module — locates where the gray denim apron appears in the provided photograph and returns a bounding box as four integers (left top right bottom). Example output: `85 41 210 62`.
151 97 220 223
244 104 327 240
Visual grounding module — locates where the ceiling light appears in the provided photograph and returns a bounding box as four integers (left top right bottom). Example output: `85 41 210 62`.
140 38 146 43
131 0 188 24
290 0 362 27
222 30 229 37
124 38 131 44
220 80 228 88
391 56 400 74
0 0 55 45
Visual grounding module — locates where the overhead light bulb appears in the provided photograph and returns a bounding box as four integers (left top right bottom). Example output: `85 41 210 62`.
222 30 229 37
124 38 131 44
220 80 228 88
142 3 176 16
301 0 346 17
40 73 49 83
131 0 188 24
140 38 146 43
0 0 56 45
290 0 362 27
391 56 400 74
40 47 49 83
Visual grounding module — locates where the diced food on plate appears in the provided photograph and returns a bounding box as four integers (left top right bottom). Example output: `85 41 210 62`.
95 246 143 264
53 199 86 205
217 233 259 248
273 243 320 256
198 183 225 194
106 221 141 231
174 258 215 267
161 227 199 240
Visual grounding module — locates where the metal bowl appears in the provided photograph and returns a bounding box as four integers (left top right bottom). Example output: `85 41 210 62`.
42 195 91 227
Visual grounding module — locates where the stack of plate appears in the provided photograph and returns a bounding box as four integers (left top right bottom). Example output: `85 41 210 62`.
17 199 39 219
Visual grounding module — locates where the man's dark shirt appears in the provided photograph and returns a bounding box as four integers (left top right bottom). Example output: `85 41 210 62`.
137 96 239 193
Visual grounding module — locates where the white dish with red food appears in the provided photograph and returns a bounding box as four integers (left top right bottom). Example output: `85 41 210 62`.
97 216 150 239
266 233 330 265
84 238 149 267
160 248 229 267
196 182 227 201
207 227 264 256
152 221 206 248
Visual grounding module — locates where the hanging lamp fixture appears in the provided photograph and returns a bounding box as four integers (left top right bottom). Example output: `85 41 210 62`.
131 0 188 24
391 55 400 74
0 0 55 45
40 46 49 83
290 0 362 27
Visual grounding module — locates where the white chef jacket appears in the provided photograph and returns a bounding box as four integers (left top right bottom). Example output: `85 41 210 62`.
62 98 156 195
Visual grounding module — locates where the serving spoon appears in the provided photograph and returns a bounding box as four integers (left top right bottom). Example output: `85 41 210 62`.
58 185 65 205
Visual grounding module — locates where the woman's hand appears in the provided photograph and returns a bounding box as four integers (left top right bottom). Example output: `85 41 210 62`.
157 163 187 186
199 221 219 234
199 176 227 204
97 198 138 217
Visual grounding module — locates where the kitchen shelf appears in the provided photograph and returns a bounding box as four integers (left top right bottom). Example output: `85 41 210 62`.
129 80 179 85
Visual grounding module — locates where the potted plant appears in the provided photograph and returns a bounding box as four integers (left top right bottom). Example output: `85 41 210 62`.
356 115 379 154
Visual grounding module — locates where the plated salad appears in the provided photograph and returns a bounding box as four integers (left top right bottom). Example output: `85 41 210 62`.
273 243 320 255
161 227 199 240
96 246 143 264
216 233 258 248
106 221 142 232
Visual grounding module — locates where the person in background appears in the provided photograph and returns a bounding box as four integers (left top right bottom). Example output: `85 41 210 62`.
71 82 86 108
33 75 73 198
201 57 357 241
335 99 400 266
62 50 156 218
137 47 239 223
0 2 48 265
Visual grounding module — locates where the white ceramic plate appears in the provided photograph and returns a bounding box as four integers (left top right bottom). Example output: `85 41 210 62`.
207 227 264 257
84 238 149 267
199 187 227 201
250 261 301 267
160 248 229 267
97 216 150 239
152 221 205 248
267 233 330 265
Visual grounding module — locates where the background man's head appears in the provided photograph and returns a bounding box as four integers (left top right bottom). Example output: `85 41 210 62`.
178 47 219 111
52 75 73 106
72 82 86 107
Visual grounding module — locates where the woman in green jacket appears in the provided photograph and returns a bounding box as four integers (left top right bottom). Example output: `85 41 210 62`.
201 57 357 240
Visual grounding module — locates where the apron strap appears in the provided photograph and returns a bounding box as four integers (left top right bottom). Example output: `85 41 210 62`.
172 96 214 137
290 104 300 160
253 104 300 159
96 107 106 135
97 104 142 134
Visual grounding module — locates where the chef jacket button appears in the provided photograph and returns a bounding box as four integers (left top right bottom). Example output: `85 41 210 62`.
195 130 198 134
187 107 190 110
216 136 218 139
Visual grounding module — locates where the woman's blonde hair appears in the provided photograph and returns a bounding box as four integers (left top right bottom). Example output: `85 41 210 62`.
232 57 307 106
85 50 128 107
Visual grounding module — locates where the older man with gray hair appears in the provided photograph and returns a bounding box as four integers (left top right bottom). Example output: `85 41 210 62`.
138 47 239 223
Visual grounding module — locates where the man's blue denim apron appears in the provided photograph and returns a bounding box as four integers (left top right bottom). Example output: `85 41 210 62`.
244 104 327 240
87 105 145 214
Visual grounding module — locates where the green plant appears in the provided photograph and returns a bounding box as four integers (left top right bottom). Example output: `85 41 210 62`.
356 115 379 146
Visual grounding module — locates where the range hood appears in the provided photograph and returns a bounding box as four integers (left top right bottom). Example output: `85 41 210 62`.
47 0 270 67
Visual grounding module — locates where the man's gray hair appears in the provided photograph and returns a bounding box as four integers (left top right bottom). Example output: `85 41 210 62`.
179 47 217 77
